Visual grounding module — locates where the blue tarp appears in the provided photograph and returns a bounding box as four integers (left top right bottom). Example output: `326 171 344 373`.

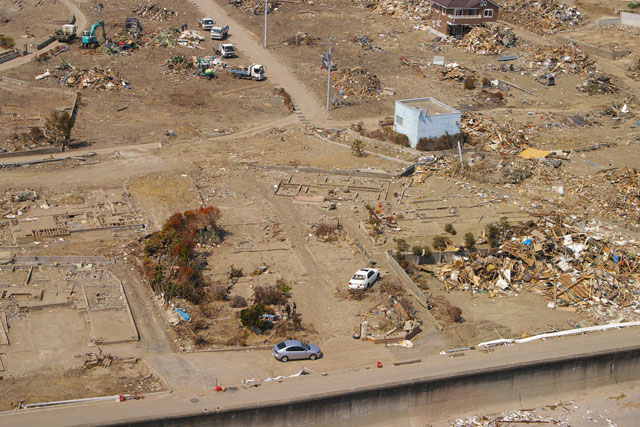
175 308 190 321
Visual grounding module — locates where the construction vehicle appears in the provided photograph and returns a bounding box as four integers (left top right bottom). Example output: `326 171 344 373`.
197 57 215 80
54 24 77 43
197 17 215 31
230 64 264 81
213 43 235 58
210 25 229 40
81 20 106 48
125 18 142 36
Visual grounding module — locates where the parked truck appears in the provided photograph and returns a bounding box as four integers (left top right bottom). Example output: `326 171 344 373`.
230 64 265 81
54 24 77 43
213 43 235 58
125 18 142 36
197 17 215 31
210 25 229 40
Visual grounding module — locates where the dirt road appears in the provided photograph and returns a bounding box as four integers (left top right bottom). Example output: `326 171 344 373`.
0 0 87 73
191 0 329 125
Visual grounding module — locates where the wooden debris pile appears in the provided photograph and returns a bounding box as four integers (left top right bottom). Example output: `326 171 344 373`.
501 0 582 35
460 112 528 152
578 74 618 95
440 63 478 82
283 32 317 46
572 168 640 223
459 25 516 55
132 3 177 21
332 67 382 97
432 216 640 322
363 0 433 22
58 66 130 91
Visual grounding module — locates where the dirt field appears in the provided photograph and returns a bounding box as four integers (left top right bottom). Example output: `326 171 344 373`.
1 0 639 414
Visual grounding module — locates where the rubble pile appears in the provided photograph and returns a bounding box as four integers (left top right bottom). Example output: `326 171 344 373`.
176 30 206 47
132 3 177 21
432 216 640 323
527 44 597 75
332 67 382 97
162 55 226 78
440 63 478 82
459 25 516 55
578 74 618 95
501 0 581 35
283 32 317 46
460 112 528 152
58 66 130 91
363 0 433 22
232 0 281 15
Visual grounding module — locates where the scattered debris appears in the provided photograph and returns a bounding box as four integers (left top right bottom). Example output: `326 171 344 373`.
352 34 386 53
57 66 130 91
132 3 177 21
578 75 618 95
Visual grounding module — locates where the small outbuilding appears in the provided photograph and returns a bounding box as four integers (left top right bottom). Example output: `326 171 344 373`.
393 98 461 149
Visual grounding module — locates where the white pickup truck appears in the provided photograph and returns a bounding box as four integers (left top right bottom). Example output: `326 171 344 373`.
214 43 235 58
197 17 215 31
210 25 229 40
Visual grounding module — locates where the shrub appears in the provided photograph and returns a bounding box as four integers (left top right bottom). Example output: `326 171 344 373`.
412 245 423 256
253 285 287 306
352 139 364 157
482 76 491 88
444 224 456 235
464 232 476 249
0 35 15 49
416 132 470 151
230 295 248 308
275 279 291 294
44 110 75 147
448 306 463 323
210 282 228 301
394 238 409 253
314 222 342 242
464 76 476 90
432 236 448 251
240 304 270 331
486 223 500 248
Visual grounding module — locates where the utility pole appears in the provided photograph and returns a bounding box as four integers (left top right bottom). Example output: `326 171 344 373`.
264 0 268 48
326 37 332 112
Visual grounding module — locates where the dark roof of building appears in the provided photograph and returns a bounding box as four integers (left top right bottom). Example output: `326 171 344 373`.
431 0 501 8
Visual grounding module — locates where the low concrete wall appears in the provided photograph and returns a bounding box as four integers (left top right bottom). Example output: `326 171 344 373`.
15 255 113 265
36 36 57 51
0 147 63 159
125 345 640 426
621 12 640 28
556 35 631 60
597 17 620 26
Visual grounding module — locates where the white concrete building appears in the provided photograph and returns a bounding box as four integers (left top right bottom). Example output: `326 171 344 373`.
393 98 461 148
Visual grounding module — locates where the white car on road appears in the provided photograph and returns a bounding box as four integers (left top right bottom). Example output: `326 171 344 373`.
348 268 379 290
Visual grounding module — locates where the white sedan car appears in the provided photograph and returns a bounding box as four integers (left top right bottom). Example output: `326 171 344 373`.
348 268 379 290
